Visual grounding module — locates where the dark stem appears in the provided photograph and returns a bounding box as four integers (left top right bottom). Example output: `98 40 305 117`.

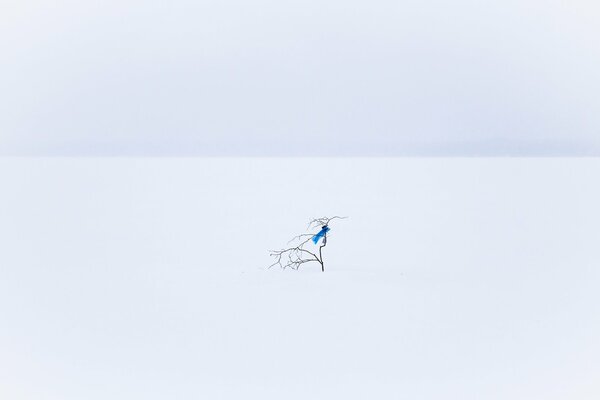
319 233 327 272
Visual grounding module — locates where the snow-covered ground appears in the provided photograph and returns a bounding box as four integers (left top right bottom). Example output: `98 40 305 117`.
1 158 599 399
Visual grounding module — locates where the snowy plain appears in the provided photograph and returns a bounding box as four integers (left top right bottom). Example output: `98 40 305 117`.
1 157 599 399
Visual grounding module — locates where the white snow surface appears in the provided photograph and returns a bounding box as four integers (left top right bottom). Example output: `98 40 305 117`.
1 158 599 399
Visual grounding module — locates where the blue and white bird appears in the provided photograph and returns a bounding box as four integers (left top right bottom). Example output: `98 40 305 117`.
312 225 330 244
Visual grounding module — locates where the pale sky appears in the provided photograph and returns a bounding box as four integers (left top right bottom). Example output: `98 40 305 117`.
1 0 599 156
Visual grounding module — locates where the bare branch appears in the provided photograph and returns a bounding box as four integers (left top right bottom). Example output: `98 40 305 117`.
307 216 348 230
269 216 347 271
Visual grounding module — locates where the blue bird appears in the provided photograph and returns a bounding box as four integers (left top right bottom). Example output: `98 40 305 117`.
312 225 330 244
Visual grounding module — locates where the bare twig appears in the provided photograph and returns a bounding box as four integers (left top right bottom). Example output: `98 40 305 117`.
269 216 347 271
